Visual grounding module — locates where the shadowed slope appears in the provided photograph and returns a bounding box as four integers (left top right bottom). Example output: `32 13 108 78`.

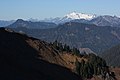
101 44 120 67
0 28 82 80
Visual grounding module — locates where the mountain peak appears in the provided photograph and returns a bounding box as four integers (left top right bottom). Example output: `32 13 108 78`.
40 12 96 24
65 12 96 20
16 19 24 22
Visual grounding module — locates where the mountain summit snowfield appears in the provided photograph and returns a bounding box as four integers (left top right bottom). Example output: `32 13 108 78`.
41 12 96 24
65 12 96 20
40 12 120 26
1 12 120 27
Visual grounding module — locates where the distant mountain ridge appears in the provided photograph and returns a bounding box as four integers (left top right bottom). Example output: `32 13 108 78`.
0 20 15 27
101 44 120 67
41 12 120 27
10 22 120 54
41 12 96 24
89 15 120 27
2 12 120 28
7 19 57 29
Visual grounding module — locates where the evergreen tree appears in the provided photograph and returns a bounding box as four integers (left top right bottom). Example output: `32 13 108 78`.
63 44 71 52
75 58 80 75
53 40 58 49
58 43 63 52
80 59 85 77
72 47 80 56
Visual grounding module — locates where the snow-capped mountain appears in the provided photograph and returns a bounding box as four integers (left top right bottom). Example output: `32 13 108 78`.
3 12 120 27
90 15 120 27
65 12 96 20
41 12 96 24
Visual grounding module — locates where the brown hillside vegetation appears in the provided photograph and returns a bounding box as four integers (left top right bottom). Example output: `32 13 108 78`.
110 68 120 80
26 39 67 66
0 28 82 80
59 53 87 71
84 68 120 80
1 28 119 80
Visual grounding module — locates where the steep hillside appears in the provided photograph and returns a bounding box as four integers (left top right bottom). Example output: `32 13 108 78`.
47 41 117 80
0 28 117 80
0 28 82 80
101 44 120 67
11 22 120 53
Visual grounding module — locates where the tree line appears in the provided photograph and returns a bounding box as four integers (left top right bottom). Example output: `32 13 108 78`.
51 40 81 56
51 40 116 79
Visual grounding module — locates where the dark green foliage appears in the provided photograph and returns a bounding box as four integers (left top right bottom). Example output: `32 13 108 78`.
35 39 115 79
51 41 114 79
52 40 58 49
52 40 64 52
58 43 64 52
83 63 93 78
72 47 80 56
75 53 108 79
88 54 107 75
78 60 94 78
52 40 81 55
63 44 71 52
75 59 80 74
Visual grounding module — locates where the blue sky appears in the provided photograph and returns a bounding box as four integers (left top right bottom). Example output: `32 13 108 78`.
0 0 120 20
